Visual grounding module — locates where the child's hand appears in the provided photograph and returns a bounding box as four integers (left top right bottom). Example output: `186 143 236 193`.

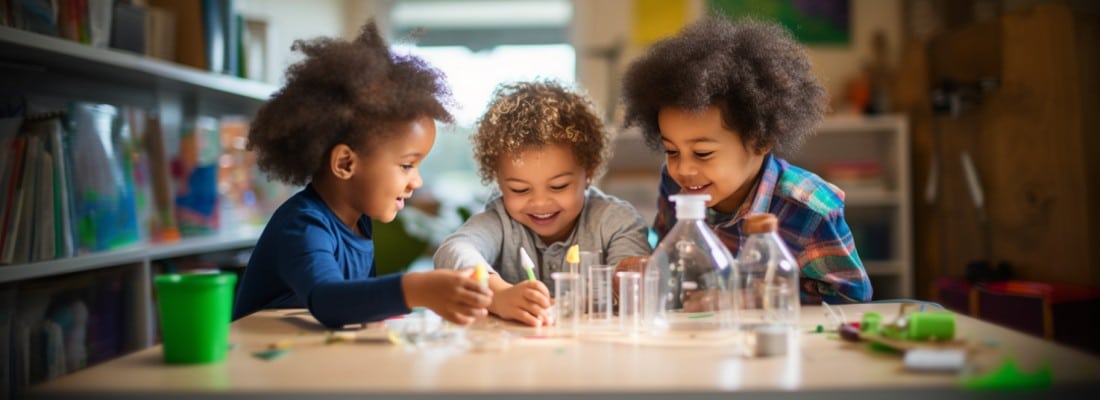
489 280 552 327
401 270 492 326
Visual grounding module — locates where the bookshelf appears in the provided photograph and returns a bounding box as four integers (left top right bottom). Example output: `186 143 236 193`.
1 24 274 395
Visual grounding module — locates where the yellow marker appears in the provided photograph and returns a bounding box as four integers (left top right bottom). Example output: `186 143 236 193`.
268 339 293 350
474 262 489 288
325 331 356 344
565 244 580 264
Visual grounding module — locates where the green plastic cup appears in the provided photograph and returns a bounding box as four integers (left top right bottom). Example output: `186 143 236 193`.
154 272 237 364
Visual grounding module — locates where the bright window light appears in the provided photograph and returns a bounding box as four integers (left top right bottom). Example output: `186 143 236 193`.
394 43 576 208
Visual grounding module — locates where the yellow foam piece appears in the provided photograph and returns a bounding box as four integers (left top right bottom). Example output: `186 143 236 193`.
565 244 580 264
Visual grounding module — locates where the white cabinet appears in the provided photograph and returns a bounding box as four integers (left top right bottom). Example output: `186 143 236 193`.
787 114 912 300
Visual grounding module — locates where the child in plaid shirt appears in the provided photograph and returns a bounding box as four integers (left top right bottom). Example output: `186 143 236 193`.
618 17 871 304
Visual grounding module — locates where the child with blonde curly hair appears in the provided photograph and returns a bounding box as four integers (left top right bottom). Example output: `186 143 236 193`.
233 20 491 328
434 80 652 326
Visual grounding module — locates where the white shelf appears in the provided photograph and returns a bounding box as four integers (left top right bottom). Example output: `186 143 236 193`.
0 25 276 102
0 226 262 284
817 114 907 134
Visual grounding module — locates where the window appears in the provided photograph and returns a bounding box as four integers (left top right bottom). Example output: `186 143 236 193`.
390 0 575 211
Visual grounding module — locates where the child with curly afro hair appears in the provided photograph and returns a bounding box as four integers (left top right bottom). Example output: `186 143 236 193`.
234 20 491 328
434 80 651 326
618 17 871 304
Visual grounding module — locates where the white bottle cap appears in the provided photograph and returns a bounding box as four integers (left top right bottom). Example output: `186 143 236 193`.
669 194 710 220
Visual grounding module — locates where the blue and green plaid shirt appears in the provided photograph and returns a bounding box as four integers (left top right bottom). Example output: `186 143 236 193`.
653 154 872 304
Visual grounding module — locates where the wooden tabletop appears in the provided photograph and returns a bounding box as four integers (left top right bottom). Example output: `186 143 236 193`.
29 303 1100 399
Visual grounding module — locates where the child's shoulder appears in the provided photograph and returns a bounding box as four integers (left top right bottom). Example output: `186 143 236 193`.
267 186 338 228
772 158 846 217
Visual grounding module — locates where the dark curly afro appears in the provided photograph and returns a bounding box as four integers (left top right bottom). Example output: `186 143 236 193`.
248 20 454 186
473 80 609 185
621 16 826 158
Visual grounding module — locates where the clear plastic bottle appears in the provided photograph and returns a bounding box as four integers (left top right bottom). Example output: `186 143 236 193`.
643 194 739 336
737 213 800 355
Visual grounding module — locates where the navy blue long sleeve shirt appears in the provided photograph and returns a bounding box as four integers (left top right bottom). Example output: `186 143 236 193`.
232 185 409 328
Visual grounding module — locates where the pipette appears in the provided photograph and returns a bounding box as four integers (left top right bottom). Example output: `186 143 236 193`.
565 244 579 275
520 248 537 281
473 262 489 288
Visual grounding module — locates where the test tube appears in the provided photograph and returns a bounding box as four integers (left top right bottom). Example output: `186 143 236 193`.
617 271 642 335
551 272 580 336
587 265 614 322
579 250 602 315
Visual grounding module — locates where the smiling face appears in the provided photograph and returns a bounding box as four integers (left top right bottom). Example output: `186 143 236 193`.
351 115 437 223
497 142 589 244
657 105 768 214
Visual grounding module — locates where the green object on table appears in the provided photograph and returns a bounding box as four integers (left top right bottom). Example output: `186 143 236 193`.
861 312 881 333
961 358 1052 390
155 272 237 364
907 312 955 341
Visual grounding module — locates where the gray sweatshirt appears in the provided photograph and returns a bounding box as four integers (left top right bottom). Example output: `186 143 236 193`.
432 187 652 288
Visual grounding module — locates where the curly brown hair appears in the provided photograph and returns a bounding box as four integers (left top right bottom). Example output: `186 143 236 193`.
247 20 454 186
621 17 826 158
473 80 609 184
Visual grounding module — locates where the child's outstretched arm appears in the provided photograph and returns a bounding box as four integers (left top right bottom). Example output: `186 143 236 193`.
433 211 504 274
402 269 493 325
797 212 872 304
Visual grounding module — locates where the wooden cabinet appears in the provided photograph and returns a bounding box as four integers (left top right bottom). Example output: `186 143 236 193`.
899 3 1100 299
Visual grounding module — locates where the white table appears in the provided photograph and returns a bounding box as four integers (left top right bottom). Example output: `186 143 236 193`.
30 303 1100 399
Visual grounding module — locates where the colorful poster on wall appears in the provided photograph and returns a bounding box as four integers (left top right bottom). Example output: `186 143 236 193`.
632 0 688 47
708 0 850 45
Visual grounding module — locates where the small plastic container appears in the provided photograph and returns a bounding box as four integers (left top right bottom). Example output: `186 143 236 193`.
578 250 602 315
617 271 642 335
552 271 581 336
587 265 614 322
154 272 236 364
736 213 800 356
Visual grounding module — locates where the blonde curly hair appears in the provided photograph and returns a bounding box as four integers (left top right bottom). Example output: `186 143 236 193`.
473 80 610 185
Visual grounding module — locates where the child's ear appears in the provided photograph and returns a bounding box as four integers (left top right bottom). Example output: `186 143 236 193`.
329 144 357 180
